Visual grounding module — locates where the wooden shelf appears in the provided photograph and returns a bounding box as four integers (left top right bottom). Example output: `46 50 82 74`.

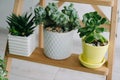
6 47 109 75
5 0 118 80
60 0 114 6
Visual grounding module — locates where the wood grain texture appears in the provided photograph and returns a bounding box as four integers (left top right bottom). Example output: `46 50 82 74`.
6 48 109 76
13 0 24 15
38 0 46 48
59 0 114 6
39 24 44 48
5 57 12 78
58 1 65 7
106 0 119 80
39 0 46 7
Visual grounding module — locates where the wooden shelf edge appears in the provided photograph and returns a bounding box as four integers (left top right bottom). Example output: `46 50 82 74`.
6 48 109 75
60 0 114 6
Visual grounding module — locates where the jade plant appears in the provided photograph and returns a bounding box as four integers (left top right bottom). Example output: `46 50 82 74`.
34 3 80 33
0 57 8 80
78 11 109 46
6 13 35 37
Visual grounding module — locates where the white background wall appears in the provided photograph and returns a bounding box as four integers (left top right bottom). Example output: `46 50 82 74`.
0 0 14 29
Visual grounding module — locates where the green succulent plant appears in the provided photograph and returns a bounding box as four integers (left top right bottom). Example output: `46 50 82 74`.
34 3 81 32
0 57 8 80
78 11 109 46
6 13 35 37
62 4 80 31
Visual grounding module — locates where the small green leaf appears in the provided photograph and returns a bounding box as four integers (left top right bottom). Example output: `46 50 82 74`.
85 35 95 43
100 18 107 24
96 27 105 33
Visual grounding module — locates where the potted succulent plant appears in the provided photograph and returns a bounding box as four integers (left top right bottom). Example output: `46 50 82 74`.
34 3 81 60
0 57 8 80
6 13 36 56
78 11 109 68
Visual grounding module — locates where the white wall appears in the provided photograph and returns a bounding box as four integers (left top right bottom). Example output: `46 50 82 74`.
0 0 14 29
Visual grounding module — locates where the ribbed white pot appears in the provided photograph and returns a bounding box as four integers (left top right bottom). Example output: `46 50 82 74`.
8 33 36 56
44 30 74 60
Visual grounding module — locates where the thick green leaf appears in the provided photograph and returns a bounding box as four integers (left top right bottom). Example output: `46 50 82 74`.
96 27 105 33
6 13 35 36
100 18 107 24
77 11 109 45
85 35 95 43
34 3 81 32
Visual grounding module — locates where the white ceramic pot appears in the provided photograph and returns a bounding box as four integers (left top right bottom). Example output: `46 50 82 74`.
44 30 74 60
8 33 36 56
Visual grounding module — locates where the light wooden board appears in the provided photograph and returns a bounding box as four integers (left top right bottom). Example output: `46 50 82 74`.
6 48 109 76
59 0 114 6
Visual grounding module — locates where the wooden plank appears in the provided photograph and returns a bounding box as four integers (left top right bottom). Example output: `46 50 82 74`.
102 24 110 32
80 20 84 27
5 0 24 78
13 0 24 15
39 24 44 48
59 0 114 6
6 48 109 76
38 0 46 48
39 0 45 7
58 1 65 7
5 57 12 78
106 0 118 80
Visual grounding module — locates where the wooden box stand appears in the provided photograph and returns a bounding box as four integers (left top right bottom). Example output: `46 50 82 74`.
5 0 119 80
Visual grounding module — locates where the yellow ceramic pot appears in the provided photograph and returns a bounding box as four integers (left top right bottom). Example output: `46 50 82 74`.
79 54 106 68
82 41 109 64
